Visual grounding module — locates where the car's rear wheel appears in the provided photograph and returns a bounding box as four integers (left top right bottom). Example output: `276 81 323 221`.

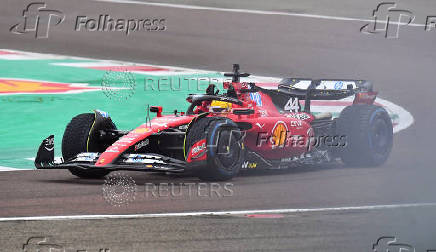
185 117 244 181
336 104 393 167
62 113 115 178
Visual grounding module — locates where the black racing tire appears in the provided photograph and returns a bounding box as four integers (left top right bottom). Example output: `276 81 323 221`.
62 113 113 179
336 104 393 167
185 117 244 181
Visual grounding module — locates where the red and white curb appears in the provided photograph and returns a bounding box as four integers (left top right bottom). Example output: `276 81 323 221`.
0 78 102 96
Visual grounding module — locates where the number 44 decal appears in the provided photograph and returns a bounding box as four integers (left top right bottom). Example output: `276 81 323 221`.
284 97 301 112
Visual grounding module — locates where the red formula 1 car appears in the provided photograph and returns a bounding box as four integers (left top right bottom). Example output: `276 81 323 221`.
35 64 393 181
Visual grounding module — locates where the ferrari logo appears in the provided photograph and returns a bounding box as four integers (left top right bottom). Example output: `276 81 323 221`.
271 121 288 148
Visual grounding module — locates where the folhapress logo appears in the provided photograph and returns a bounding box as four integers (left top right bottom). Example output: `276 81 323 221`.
361 2 436 38
22 236 110 252
11 2 167 38
361 2 414 39
373 236 415 252
10 2 65 39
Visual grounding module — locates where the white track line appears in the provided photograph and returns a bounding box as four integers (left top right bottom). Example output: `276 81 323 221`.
0 166 22 171
95 0 426 27
1 203 435 222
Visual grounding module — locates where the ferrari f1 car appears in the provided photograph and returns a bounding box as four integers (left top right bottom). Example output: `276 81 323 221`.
35 64 393 181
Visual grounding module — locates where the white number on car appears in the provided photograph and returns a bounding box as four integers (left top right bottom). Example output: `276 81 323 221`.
284 97 300 112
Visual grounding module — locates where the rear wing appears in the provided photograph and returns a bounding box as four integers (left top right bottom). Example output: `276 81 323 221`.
260 78 376 113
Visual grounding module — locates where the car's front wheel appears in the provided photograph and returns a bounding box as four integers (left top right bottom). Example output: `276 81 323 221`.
185 117 245 181
62 112 115 178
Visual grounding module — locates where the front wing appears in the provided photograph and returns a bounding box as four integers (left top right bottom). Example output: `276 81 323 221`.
35 136 187 173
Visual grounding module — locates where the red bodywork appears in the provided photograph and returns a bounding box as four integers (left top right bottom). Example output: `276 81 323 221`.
96 115 194 166
219 82 314 159
95 79 375 167
95 81 317 166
